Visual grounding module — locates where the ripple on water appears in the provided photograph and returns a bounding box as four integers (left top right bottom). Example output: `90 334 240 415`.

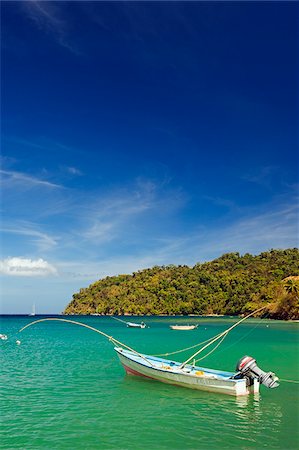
1 316 298 449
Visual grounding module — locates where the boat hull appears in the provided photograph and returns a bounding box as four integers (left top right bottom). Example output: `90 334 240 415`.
127 322 146 328
170 325 198 330
115 348 258 396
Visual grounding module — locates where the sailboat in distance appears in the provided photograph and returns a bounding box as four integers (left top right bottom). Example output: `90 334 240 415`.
29 304 36 316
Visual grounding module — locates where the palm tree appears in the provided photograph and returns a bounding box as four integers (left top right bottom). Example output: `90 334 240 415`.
284 279 299 297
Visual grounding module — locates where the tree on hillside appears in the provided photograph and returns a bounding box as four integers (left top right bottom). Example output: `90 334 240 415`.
64 249 299 319
284 279 299 297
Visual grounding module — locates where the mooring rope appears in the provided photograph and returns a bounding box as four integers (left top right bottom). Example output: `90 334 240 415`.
179 306 268 368
19 306 272 370
280 378 299 384
154 309 270 359
19 318 155 367
111 316 130 325
209 312 271 358
153 332 226 357
194 331 229 364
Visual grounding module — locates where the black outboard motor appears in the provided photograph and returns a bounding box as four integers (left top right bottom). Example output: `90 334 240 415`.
236 356 279 388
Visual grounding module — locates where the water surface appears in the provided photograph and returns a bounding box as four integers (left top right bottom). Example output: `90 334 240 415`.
1 316 298 449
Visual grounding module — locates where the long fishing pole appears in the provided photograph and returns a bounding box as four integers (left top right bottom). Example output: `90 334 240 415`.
179 306 267 368
17 312 299 384
20 307 267 370
19 318 155 367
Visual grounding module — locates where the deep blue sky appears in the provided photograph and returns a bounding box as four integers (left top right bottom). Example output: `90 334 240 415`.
1 1 298 313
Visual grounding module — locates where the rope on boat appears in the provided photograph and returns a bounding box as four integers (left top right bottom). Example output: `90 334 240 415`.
154 308 270 359
19 306 269 370
111 316 130 325
179 306 268 368
194 331 229 364
280 378 299 384
19 318 155 367
153 332 227 357
207 312 271 358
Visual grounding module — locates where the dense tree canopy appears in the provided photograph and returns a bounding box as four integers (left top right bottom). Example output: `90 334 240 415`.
64 249 299 319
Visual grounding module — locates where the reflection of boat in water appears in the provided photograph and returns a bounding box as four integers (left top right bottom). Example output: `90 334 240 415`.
127 322 146 329
170 324 198 330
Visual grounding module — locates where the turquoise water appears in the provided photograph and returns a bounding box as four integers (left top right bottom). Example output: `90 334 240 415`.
1 316 299 449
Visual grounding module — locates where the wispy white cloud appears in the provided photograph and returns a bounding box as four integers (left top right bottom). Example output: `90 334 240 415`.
54 195 298 285
185 197 299 263
1 223 59 252
0 257 57 277
22 0 79 54
202 195 239 212
1 169 62 189
3 135 76 154
1 168 186 259
242 165 280 189
80 179 185 244
2 155 297 289
65 166 83 176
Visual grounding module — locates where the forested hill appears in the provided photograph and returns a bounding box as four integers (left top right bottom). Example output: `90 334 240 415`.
64 249 299 319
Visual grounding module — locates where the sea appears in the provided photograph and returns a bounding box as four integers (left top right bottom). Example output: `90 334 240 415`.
1 315 298 449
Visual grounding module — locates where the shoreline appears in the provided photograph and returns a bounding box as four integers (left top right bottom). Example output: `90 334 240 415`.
1 314 299 322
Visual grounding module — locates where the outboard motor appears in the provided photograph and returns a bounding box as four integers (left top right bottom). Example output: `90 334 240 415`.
236 356 279 388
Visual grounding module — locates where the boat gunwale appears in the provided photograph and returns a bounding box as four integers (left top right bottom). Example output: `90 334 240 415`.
114 347 242 383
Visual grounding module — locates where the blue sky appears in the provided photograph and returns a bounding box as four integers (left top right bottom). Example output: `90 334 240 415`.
1 1 298 314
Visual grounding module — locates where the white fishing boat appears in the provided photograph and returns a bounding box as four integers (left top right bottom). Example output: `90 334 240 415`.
0 334 8 340
19 307 279 397
115 348 278 396
170 324 198 330
127 321 146 329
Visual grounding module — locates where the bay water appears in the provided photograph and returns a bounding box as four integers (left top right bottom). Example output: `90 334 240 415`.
1 316 298 449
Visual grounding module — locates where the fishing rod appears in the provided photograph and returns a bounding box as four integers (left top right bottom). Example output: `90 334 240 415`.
19 318 155 367
19 306 267 370
15 312 299 387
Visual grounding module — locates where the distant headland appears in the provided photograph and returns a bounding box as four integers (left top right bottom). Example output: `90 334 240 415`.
64 249 299 320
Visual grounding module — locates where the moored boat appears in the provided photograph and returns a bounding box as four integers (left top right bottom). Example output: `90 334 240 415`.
170 324 198 330
115 348 278 396
19 306 280 397
127 321 146 329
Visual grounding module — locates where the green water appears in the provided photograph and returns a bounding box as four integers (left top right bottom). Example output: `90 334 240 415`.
1 316 298 449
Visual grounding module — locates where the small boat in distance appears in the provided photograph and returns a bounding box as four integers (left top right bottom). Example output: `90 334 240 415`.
127 321 146 329
29 304 36 316
0 334 8 340
170 324 198 330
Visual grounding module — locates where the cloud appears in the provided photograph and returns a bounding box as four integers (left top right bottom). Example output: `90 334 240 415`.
242 166 280 189
80 179 185 244
0 257 57 277
22 1 79 54
80 188 154 243
1 169 62 189
186 197 299 263
1 223 58 252
65 166 82 176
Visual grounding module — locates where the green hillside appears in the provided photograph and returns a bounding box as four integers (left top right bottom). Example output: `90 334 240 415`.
64 249 299 319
